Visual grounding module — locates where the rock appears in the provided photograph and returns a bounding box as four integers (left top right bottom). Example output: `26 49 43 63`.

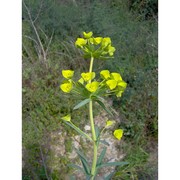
84 125 91 131
46 100 125 179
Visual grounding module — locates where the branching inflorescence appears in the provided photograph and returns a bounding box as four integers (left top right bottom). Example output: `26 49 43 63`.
59 32 128 179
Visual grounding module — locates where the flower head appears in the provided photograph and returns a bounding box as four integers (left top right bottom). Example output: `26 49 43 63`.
117 81 127 89
75 38 87 48
115 90 124 97
106 120 115 127
62 70 74 79
60 81 73 93
113 129 123 140
115 80 127 97
83 31 93 39
106 80 117 90
100 70 110 80
111 73 122 82
89 37 103 45
108 45 116 56
61 114 71 122
78 78 84 84
102 37 111 47
75 32 116 59
81 72 95 82
86 81 99 92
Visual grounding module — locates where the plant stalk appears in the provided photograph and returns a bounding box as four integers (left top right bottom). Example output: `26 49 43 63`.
89 56 94 74
88 56 97 179
89 100 97 179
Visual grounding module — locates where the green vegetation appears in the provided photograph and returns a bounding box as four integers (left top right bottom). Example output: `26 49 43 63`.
22 0 158 179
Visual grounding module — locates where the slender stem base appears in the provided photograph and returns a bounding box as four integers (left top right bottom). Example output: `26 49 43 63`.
89 100 97 179
91 141 98 179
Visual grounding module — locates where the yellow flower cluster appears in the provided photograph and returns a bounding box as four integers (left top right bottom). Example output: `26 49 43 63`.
100 70 127 97
80 72 99 93
60 70 74 93
60 70 127 97
75 31 116 59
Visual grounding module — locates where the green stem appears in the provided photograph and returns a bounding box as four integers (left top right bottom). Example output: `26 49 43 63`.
89 100 97 179
89 56 94 75
88 56 97 179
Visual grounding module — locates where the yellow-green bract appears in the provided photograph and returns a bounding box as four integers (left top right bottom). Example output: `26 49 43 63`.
61 114 71 122
111 73 122 81
60 80 73 93
62 70 74 79
83 31 93 39
100 70 111 80
113 129 123 140
81 72 95 82
106 120 115 127
86 81 100 93
106 80 117 90
75 38 87 48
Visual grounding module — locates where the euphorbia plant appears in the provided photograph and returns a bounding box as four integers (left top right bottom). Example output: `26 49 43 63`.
60 32 128 179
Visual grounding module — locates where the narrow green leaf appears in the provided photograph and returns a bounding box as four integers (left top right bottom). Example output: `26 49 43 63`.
99 140 110 146
104 171 116 180
97 147 107 166
81 158 91 175
75 149 88 161
73 99 90 110
96 96 105 102
86 175 92 180
95 99 113 117
75 149 91 175
91 95 104 102
63 121 92 141
97 161 128 169
95 125 100 139
68 164 84 172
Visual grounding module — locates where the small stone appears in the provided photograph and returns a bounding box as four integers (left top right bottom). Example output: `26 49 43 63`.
73 140 79 149
74 135 80 141
84 125 91 131
68 150 77 159
58 131 62 135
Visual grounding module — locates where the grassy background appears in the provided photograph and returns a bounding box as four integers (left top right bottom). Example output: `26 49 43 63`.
22 0 158 179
